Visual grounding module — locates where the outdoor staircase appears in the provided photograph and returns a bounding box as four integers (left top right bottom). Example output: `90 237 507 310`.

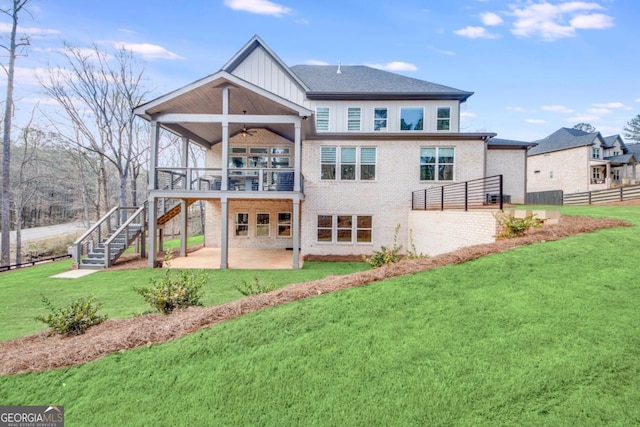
157 199 196 226
79 223 144 269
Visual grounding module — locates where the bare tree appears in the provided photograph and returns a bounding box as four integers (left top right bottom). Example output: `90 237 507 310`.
573 123 596 133
12 107 45 264
0 0 31 266
39 44 150 221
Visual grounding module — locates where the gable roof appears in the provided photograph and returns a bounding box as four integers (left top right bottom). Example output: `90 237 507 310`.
603 134 627 151
626 143 640 157
290 65 473 101
527 127 603 156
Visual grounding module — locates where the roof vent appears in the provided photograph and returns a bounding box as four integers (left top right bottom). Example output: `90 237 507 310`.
337 61 342 74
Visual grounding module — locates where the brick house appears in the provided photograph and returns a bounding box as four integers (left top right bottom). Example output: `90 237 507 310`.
130 35 527 269
527 127 638 195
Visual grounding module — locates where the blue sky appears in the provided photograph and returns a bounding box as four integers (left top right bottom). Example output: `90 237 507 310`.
2 0 639 141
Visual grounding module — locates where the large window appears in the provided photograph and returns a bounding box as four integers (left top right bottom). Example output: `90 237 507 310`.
316 215 373 243
347 107 361 131
235 213 249 237
420 147 454 181
256 213 270 237
316 107 330 131
400 107 424 131
374 108 387 131
592 146 600 159
321 146 377 181
277 212 291 237
437 107 451 131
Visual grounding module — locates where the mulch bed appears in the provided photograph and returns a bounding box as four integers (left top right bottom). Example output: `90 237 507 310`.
0 215 631 376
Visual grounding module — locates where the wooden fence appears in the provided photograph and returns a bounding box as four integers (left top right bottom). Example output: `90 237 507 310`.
563 184 640 205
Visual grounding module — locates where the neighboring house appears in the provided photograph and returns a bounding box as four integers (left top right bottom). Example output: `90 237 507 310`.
133 35 518 269
527 127 638 195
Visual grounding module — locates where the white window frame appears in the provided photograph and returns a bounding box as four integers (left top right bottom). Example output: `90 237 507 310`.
277 212 292 238
347 107 361 131
320 146 377 181
592 146 601 159
400 107 424 131
420 147 455 182
316 214 373 244
235 213 249 237
373 107 388 131
256 213 270 237
316 107 330 132
436 107 451 131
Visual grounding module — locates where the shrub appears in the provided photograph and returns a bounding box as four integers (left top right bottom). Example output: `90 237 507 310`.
35 295 107 336
364 224 402 267
406 228 428 260
235 276 276 296
135 269 206 314
496 212 542 238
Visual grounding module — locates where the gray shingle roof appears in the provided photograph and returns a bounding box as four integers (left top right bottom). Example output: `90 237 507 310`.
527 127 600 156
487 137 535 148
289 65 473 101
626 143 640 157
605 154 636 164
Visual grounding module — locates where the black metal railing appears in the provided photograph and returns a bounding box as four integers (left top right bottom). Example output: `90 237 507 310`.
0 254 72 273
411 175 504 211
155 167 299 192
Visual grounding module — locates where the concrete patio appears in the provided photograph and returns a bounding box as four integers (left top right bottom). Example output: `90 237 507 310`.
165 247 303 270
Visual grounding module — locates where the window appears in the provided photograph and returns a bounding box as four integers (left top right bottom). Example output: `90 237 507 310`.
374 108 387 131
437 107 451 131
316 107 329 131
256 213 270 237
347 107 361 131
321 147 336 179
592 168 601 179
235 213 248 237
316 214 373 243
592 147 600 159
360 147 376 180
341 147 356 180
420 147 454 181
356 216 372 243
613 169 621 180
277 212 291 237
400 107 423 131
321 147 377 181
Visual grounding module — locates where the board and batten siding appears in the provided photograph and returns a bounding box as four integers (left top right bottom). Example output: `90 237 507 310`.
230 46 307 106
308 100 460 133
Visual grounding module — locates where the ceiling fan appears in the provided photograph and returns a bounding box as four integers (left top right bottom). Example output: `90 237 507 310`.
240 110 257 137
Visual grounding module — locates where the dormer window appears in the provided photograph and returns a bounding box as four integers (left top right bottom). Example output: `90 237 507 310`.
592 146 600 159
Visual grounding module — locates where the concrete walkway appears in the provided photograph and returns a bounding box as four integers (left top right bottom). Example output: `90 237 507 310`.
166 247 302 270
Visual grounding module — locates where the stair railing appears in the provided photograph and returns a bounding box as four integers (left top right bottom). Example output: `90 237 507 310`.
72 206 120 266
102 202 148 268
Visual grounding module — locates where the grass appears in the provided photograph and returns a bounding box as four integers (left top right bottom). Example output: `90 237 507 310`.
1 205 639 425
0 259 369 341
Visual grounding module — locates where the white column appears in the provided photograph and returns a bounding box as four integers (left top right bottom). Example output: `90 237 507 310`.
294 119 302 192
147 197 157 268
220 197 229 269
221 86 230 191
292 199 300 269
180 200 188 257
148 121 160 191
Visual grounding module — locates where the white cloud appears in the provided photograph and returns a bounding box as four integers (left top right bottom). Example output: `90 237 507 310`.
0 22 60 35
480 12 503 26
567 114 600 123
0 66 43 87
224 0 292 17
367 61 418 72
453 26 500 39
305 59 330 66
114 42 184 60
461 112 477 119
542 105 574 113
510 1 614 41
592 102 631 110
587 107 613 115
526 119 547 124
636 98 640 103
427 45 455 56
570 13 614 29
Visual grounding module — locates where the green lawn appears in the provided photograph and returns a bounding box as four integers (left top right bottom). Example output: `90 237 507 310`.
1 205 639 426
0 258 369 341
